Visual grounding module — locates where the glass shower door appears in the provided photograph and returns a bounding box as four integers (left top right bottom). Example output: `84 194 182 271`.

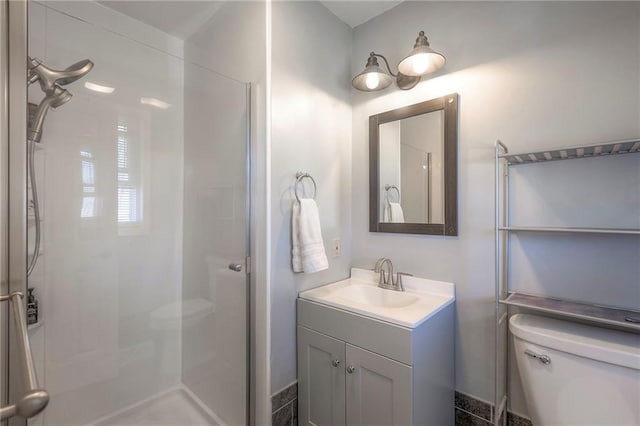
181 63 250 426
18 2 251 425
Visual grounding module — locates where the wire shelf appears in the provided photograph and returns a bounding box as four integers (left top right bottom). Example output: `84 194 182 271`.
499 226 640 235
499 139 640 165
501 292 640 332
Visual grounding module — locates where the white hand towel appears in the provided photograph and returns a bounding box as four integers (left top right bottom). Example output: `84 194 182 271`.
389 202 405 223
292 199 328 273
383 204 391 222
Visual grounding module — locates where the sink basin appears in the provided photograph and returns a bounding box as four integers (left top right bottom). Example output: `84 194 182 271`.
333 284 419 308
299 268 455 328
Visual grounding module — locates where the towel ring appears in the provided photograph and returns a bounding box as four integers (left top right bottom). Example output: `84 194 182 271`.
384 184 400 204
295 172 317 202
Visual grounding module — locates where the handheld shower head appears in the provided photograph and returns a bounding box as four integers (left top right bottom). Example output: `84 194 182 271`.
50 88 73 108
28 57 94 93
29 87 72 143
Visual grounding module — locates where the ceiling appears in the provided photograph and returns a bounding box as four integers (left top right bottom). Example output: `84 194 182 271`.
98 1 225 40
99 1 403 40
320 1 403 28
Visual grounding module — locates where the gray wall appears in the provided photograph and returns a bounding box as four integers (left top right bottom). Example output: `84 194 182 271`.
270 1 353 395
351 1 640 415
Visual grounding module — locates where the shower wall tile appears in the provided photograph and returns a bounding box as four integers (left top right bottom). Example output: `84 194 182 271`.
30 2 185 425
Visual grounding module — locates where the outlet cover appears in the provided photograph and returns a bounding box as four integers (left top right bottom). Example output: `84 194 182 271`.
332 238 341 257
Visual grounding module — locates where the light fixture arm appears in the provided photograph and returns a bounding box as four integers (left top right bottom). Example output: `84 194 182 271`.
369 52 397 77
367 52 420 90
369 51 421 91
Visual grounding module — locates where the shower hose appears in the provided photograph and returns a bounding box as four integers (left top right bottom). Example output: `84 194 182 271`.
27 138 41 277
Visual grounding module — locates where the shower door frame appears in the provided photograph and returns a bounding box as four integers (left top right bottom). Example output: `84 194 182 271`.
2 1 29 426
0 1 7 422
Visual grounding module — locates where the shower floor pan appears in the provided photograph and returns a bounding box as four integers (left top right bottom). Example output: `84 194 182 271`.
90 387 220 426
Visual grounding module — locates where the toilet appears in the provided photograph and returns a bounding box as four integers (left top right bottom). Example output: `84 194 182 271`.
510 314 640 426
149 255 226 331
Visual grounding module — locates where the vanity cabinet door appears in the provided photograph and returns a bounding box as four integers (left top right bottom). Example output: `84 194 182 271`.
297 326 346 426
345 344 412 426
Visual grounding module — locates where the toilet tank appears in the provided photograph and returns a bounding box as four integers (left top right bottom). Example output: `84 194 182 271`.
510 314 640 426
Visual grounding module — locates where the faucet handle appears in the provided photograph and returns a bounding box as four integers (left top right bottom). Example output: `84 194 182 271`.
394 272 413 291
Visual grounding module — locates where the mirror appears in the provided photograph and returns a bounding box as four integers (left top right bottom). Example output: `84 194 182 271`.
369 94 458 235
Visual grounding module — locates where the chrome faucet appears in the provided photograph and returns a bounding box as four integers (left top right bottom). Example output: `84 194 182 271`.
375 258 394 287
373 258 411 292
373 257 388 274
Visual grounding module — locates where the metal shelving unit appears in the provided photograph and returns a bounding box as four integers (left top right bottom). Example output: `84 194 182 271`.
501 293 640 331
498 226 640 235
493 138 640 426
499 139 640 165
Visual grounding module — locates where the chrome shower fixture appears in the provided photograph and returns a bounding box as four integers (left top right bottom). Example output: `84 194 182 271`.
27 56 93 143
28 56 94 94
26 56 93 277
28 86 72 143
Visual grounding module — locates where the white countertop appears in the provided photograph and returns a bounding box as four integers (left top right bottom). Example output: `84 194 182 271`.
299 268 455 328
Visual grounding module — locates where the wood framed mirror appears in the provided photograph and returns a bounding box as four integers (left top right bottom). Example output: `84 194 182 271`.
369 93 458 235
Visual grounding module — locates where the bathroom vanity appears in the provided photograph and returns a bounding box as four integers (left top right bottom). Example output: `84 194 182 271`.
296 268 455 425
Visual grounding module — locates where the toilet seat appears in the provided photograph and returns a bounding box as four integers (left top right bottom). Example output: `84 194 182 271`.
150 298 214 330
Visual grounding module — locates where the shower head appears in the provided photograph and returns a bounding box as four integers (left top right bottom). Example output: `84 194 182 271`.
28 86 72 143
50 88 73 108
27 56 92 143
28 57 94 94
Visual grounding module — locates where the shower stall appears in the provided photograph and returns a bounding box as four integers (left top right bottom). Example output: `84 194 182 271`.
1 0 258 424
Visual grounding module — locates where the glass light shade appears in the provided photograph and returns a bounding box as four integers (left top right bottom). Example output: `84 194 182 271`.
352 70 392 91
352 55 393 92
398 31 446 77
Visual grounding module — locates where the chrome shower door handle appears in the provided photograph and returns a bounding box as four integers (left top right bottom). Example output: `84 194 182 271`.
0 292 49 420
228 263 243 272
524 349 551 365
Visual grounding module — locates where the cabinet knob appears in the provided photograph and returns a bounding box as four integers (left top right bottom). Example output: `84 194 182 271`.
331 359 340 367
346 365 356 374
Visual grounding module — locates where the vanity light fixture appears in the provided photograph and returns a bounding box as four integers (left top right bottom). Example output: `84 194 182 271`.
352 31 446 92
351 54 393 92
398 31 446 76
